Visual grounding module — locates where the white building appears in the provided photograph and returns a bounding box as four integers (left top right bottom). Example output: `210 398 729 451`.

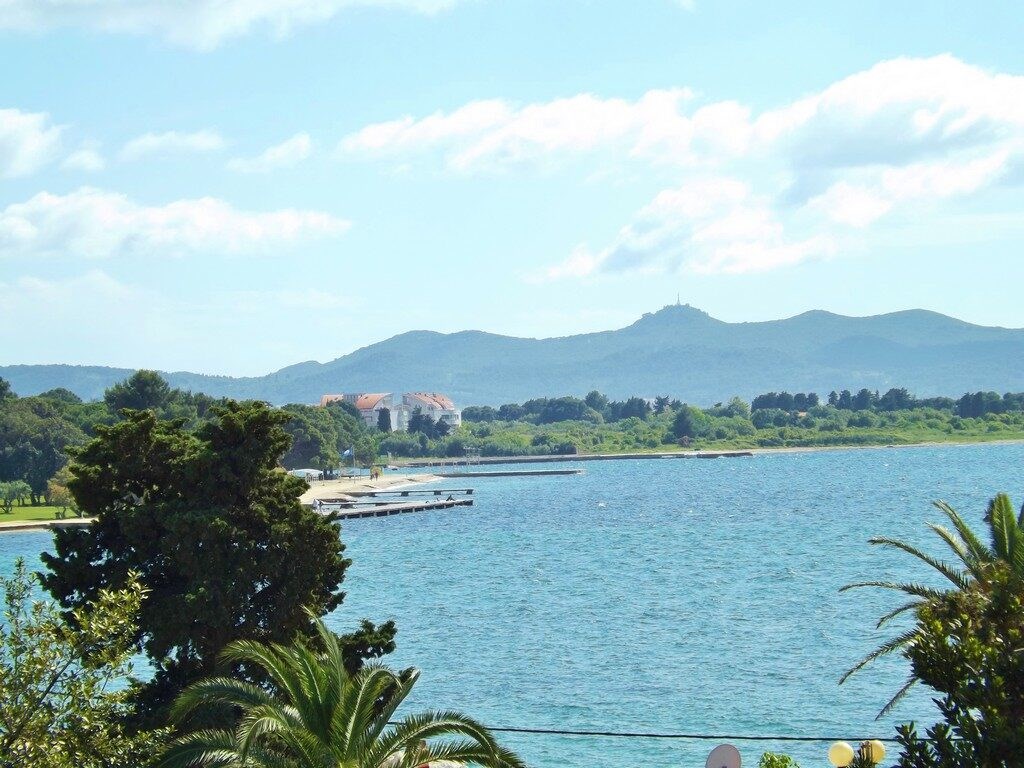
319 391 460 432
402 392 462 429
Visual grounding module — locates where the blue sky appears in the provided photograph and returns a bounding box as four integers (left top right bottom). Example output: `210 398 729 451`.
2 1 1023 375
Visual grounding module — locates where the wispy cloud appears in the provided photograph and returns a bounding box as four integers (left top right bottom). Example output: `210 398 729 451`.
338 89 711 171
510 55 1024 278
0 0 461 49
0 187 350 260
119 129 226 161
0 108 63 177
227 133 313 173
62 143 106 172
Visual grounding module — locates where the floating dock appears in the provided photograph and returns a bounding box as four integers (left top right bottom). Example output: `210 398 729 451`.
436 469 583 478
326 487 474 499
315 497 474 519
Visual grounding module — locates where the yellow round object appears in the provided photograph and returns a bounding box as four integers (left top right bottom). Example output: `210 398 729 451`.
828 741 855 767
865 740 887 763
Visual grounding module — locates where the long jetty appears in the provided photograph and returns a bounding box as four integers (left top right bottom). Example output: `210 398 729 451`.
436 468 583 478
402 450 752 468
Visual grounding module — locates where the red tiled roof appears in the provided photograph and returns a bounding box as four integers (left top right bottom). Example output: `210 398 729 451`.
355 393 389 410
406 392 456 410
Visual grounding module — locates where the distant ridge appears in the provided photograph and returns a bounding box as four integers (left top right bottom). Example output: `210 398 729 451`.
4 305 1024 405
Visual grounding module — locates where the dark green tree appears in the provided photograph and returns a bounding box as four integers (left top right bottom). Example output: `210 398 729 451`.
377 407 392 432
40 401 395 723
496 403 525 421
407 407 436 437
618 396 652 420
280 404 340 469
0 377 12 401
671 404 709 440
36 387 83 405
0 397 86 502
462 405 498 422
584 390 609 415
104 370 174 414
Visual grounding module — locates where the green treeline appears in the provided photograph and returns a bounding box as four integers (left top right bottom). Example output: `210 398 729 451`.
6 372 1024 503
433 386 1024 458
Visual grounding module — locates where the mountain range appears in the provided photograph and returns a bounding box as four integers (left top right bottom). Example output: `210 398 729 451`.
4 305 1024 406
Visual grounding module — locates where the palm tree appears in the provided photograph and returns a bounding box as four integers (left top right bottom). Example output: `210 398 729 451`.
840 492 1024 715
156 617 525 768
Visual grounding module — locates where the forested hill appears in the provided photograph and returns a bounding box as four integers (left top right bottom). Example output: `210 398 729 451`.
4 305 1024 405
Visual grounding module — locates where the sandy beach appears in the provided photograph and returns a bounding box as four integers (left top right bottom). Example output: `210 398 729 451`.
0 473 441 533
298 473 440 505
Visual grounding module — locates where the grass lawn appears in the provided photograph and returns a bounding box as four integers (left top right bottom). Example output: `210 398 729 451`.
0 505 68 523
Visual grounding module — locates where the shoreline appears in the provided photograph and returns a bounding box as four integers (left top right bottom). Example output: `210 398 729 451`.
298 473 440 505
0 473 443 533
397 436 1024 467
4 438 1020 532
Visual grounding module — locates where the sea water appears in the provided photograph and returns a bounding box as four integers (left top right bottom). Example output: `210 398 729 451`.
2 443 1020 767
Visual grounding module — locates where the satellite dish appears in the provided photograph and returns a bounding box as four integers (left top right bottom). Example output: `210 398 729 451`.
706 744 741 768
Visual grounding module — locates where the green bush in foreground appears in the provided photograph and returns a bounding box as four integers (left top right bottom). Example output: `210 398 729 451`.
843 494 1024 768
157 616 524 768
0 560 168 768
759 753 801 768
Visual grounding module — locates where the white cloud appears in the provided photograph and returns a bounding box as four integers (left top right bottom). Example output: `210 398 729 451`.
515 55 1024 279
537 177 835 279
809 150 1011 227
343 55 1024 179
0 269 134 304
755 55 1024 174
0 108 63 177
119 129 225 161
62 143 106 172
339 89 709 170
0 187 350 259
227 133 313 173
0 0 459 49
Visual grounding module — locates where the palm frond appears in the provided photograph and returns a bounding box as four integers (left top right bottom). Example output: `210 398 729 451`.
876 674 918 720
867 536 970 589
399 739 527 768
163 617 521 768
840 580 946 601
363 668 421 749
169 677 278 724
154 729 244 768
335 665 403 758
933 500 992 564
236 704 296 762
840 627 919 684
370 711 506 768
875 599 924 628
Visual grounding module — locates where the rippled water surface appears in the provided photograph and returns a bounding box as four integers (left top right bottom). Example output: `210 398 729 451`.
3 443 1021 767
